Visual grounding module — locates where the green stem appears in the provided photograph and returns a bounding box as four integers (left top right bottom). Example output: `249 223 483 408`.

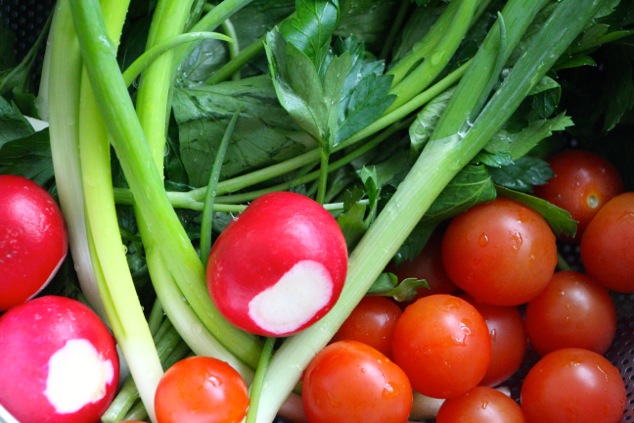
136 0 195 170
122 31 233 87
315 148 330 205
78 3 165 422
387 0 478 112
45 0 104 320
252 0 609 420
69 0 262 368
206 35 266 84
245 337 276 423
200 112 239 263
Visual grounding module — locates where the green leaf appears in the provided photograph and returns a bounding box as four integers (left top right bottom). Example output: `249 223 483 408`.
484 112 574 160
337 186 369 250
322 50 353 146
279 0 340 72
366 272 428 302
409 88 453 156
265 29 329 143
488 156 553 193
0 128 54 186
172 75 316 187
0 96 34 145
496 185 577 238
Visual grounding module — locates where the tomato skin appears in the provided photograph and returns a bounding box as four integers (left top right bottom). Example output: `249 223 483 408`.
520 348 626 423
533 149 624 240
330 296 402 358
463 295 527 387
580 192 634 293
301 340 412 423
154 356 249 423
441 198 558 306
525 271 616 356
391 294 491 399
436 386 526 423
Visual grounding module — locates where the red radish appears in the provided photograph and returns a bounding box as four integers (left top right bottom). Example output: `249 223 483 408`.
0 295 120 423
206 191 348 337
0 174 68 311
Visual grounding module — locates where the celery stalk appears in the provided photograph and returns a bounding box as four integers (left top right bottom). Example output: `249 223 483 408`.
251 0 610 420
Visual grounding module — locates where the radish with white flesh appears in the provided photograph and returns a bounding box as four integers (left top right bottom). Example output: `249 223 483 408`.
0 295 120 423
0 174 68 311
206 191 348 337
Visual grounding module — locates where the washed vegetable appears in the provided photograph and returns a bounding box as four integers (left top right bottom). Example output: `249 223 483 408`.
154 356 249 423
0 0 630 421
206 191 348 337
441 197 558 306
436 386 526 423
533 149 624 240
330 295 402 358
580 192 634 292
0 295 119 423
463 295 527 387
520 348 626 423
301 340 412 423
0 174 67 311
525 270 617 356
387 230 458 300
391 294 491 399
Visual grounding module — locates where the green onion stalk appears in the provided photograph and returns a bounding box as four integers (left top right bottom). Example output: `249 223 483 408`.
46 0 164 420
251 0 609 420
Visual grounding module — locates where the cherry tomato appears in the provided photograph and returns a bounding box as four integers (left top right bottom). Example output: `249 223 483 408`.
391 294 491 399
441 198 558 306
520 348 626 423
301 340 412 423
533 149 624 240
436 386 526 423
387 230 458 300
580 192 634 293
525 271 616 356
463 295 527 387
154 356 249 423
330 296 402 358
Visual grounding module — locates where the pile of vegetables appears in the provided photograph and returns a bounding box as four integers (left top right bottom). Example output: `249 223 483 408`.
0 0 633 422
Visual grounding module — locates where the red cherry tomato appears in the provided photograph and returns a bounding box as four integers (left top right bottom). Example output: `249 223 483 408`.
520 348 626 423
330 296 402 358
580 192 634 293
301 340 412 423
0 175 68 311
525 271 616 356
463 295 527 387
441 198 558 306
436 386 526 423
154 356 249 423
533 149 624 240
391 294 491 399
387 230 458 300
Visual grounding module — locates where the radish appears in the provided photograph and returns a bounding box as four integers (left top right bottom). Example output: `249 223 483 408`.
0 174 68 311
206 191 348 337
0 295 120 423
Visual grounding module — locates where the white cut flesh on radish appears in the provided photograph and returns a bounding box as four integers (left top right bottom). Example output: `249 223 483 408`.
248 260 333 335
44 339 115 413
